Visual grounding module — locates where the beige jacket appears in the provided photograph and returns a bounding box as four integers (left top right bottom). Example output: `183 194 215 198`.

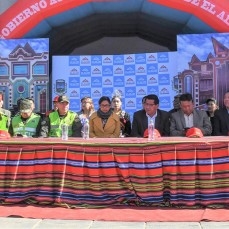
89 112 120 138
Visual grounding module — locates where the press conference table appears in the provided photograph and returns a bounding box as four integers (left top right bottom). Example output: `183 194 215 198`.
0 136 229 208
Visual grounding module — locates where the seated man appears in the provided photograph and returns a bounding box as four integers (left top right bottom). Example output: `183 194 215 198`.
39 95 82 137
213 91 229 136
131 94 170 137
170 93 212 136
9 99 41 137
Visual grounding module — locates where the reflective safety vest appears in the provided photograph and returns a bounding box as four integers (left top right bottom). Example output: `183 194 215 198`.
12 113 41 137
49 111 76 137
0 113 9 131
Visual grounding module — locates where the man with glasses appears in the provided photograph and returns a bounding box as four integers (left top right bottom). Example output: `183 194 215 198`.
131 94 170 137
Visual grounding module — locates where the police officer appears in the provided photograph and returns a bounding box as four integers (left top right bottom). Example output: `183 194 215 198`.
39 95 82 138
9 99 41 137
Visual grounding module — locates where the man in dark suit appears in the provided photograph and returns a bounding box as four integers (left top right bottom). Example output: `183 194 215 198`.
131 94 170 137
170 93 212 136
213 91 229 136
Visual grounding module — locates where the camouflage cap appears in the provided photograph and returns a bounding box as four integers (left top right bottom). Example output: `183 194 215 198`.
19 99 32 113
58 95 69 103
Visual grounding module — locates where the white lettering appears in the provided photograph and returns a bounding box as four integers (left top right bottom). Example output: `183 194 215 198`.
50 0 62 5
39 0 48 8
1 28 10 36
15 13 27 24
201 0 216 14
23 8 34 19
217 11 229 26
30 3 41 13
184 0 200 6
6 21 16 32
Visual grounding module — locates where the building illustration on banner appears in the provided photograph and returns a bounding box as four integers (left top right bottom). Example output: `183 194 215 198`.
0 38 49 114
177 33 229 108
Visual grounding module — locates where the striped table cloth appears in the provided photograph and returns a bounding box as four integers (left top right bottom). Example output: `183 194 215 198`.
0 137 228 208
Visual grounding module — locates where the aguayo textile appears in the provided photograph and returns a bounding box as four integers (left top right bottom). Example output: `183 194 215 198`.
0 137 229 208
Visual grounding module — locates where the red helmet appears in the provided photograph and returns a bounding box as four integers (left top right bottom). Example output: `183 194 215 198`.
53 96 59 102
186 127 203 138
143 128 161 138
0 130 10 139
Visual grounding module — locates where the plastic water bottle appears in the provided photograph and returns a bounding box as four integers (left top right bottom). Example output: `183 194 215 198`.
61 124 68 140
83 119 89 139
148 119 154 141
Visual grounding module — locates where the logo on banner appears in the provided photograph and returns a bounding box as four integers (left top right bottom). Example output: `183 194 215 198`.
70 68 79 75
114 77 124 87
160 97 171 109
102 88 113 96
136 76 147 86
103 78 113 86
70 90 79 98
125 55 135 64
125 87 136 97
91 56 102 65
80 88 91 98
126 77 135 85
54 79 67 95
136 98 144 109
92 89 102 97
80 67 91 76
69 77 80 88
158 74 170 85
126 99 136 108
147 54 157 62
135 54 146 64
69 56 80 66
147 64 158 74
158 53 169 63
102 66 113 76
136 88 147 96
92 67 102 75
114 66 124 75
160 87 169 94
81 78 90 87
114 55 124 65
136 65 146 74
148 76 157 84
159 65 168 72
124 65 135 75
103 56 113 64
70 99 80 111
91 77 102 87
81 56 90 65
148 86 159 95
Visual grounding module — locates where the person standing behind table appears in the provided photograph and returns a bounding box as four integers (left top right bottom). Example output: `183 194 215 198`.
111 95 131 137
213 91 229 136
0 93 11 133
131 94 170 137
89 96 120 138
9 99 41 137
205 97 218 135
39 95 82 138
170 93 212 136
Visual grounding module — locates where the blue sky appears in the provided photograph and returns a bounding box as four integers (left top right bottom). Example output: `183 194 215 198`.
177 32 229 72
0 38 49 57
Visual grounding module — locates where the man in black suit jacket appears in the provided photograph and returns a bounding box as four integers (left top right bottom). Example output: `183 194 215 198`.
131 94 170 137
213 91 229 136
